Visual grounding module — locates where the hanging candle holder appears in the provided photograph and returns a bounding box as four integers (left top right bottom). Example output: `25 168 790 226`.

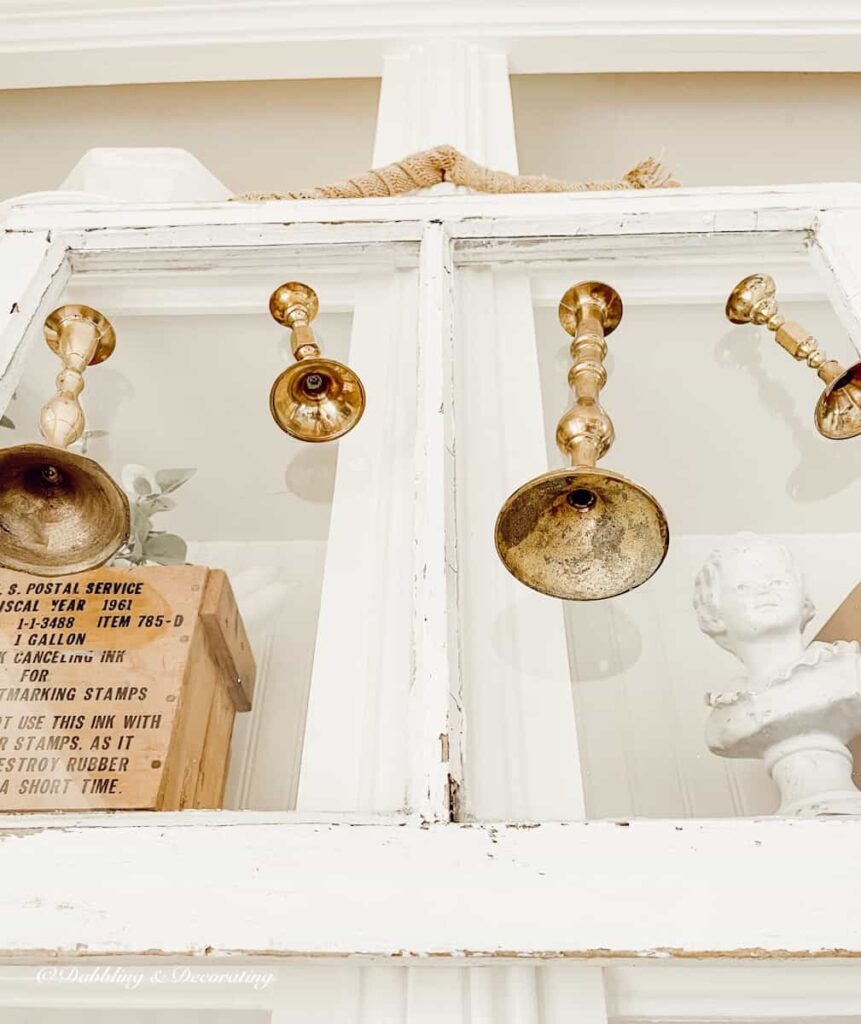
495 281 669 601
0 304 129 576
726 273 861 440
268 281 366 443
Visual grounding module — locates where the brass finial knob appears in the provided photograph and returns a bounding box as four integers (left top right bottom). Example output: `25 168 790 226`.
554 281 621 467
726 274 861 440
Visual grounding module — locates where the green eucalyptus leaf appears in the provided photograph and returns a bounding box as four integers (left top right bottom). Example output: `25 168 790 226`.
139 495 176 515
143 533 187 566
131 513 152 550
155 468 196 494
130 503 150 528
117 463 192 567
121 464 159 498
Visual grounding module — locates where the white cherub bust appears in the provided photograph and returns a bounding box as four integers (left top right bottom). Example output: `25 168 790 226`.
693 532 861 816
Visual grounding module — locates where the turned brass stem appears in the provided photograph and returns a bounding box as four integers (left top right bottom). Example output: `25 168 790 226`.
40 304 116 450
556 281 621 469
726 273 861 440
270 282 322 363
727 274 843 384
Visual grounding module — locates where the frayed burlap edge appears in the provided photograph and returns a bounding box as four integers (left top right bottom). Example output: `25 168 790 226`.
233 145 678 201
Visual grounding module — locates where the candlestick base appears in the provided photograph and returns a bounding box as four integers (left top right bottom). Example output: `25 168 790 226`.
494 466 668 601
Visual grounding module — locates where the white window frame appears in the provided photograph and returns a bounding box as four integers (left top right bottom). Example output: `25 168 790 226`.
0 12 860 1021
0 188 860 987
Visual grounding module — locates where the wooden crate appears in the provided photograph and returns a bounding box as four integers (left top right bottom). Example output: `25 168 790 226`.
0 564 255 811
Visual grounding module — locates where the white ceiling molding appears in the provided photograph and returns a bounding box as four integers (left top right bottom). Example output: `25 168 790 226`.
3 0 861 90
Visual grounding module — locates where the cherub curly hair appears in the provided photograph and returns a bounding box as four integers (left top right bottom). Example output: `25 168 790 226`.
693 533 814 651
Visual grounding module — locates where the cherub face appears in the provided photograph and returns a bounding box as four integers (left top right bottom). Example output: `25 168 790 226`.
717 543 805 644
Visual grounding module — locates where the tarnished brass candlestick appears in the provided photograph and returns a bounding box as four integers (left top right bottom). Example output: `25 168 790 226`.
495 281 669 601
268 281 366 442
0 304 129 576
726 273 861 440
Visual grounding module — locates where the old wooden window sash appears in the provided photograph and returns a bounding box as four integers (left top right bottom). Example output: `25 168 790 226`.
0 185 861 983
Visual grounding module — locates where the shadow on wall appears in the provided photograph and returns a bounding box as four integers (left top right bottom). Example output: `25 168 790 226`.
715 326 861 502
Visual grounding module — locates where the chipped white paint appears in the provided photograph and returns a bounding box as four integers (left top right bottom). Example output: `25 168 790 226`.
0 232 69 403
406 220 459 819
0 817 858 959
6 182 861 234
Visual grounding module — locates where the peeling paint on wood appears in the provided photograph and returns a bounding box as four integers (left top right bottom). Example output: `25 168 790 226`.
0 818 856 961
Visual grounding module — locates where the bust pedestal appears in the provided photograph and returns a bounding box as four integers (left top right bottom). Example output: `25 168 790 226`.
707 642 861 816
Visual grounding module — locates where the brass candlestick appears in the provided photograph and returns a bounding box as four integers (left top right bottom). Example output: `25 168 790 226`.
0 304 129 576
495 281 669 601
726 273 861 440
268 282 366 442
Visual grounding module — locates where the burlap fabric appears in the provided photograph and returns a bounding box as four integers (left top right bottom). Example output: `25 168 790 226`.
235 145 677 201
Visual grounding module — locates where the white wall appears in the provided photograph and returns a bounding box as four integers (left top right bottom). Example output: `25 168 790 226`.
512 73 861 187
5 72 861 201
0 78 380 200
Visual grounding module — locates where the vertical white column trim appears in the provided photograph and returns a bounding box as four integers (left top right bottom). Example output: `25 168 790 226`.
408 220 458 820
297 269 419 813
374 40 518 170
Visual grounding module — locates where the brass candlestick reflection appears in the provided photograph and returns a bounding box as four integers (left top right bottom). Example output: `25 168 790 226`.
495 281 669 601
726 273 861 440
0 304 129 576
268 282 366 442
